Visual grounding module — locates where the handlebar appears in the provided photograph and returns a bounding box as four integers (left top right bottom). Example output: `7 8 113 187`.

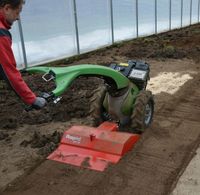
25 92 62 112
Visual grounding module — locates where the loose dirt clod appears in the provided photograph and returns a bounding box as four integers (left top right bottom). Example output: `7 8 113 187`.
20 131 62 155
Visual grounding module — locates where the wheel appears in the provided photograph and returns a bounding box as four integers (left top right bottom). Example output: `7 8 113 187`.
130 90 154 134
89 85 108 126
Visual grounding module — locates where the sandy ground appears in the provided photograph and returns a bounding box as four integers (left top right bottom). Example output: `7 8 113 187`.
1 24 200 194
172 147 200 195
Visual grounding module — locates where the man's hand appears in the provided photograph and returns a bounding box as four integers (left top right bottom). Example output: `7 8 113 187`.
32 97 47 110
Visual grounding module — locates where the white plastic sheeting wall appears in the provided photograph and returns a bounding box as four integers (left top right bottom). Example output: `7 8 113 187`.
182 0 191 26
192 0 199 24
12 0 200 68
138 0 155 36
10 23 24 69
112 0 137 41
157 0 170 32
20 0 77 66
75 0 112 53
171 0 182 29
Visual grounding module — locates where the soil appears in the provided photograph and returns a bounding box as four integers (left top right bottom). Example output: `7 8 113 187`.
1 23 200 195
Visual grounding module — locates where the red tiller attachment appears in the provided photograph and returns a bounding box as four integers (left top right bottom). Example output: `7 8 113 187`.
47 122 140 171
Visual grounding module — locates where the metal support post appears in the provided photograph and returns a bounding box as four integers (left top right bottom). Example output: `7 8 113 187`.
110 0 114 44
136 0 139 37
181 0 183 27
17 18 28 69
72 0 80 55
169 0 172 30
190 0 192 25
198 0 200 22
155 0 157 34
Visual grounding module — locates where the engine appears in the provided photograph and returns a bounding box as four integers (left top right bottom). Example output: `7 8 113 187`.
109 60 150 90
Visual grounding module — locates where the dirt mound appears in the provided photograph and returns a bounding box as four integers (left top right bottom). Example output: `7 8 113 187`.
20 131 62 156
0 76 103 129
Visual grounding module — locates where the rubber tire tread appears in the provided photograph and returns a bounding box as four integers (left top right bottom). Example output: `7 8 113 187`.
89 85 107 126
130 90 154 134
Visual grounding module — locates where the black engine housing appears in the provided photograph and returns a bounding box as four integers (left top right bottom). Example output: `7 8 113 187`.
109 60 150 90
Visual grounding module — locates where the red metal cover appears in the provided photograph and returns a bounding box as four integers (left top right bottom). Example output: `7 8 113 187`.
48 122 140 171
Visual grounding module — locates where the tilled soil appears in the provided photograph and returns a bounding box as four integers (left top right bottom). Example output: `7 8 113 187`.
1 24 200 194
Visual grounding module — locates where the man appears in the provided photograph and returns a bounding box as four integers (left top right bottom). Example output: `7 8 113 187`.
0 0 46 109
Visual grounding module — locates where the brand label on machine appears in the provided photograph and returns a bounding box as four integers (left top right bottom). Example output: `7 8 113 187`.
129 69 147 80
66 134 81 144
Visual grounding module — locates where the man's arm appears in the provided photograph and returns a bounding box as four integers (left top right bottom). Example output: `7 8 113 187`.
0 34 36 105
